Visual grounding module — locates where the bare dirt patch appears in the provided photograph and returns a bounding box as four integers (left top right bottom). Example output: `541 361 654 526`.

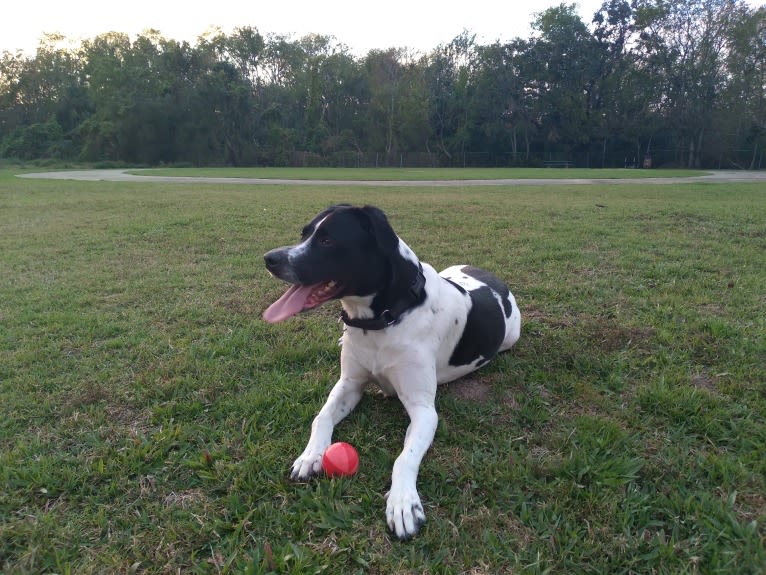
444 378 493 403
690 370 718 393
163 489 208 509
523 306 656 353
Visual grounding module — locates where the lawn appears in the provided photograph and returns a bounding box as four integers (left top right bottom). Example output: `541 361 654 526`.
1 169 764 574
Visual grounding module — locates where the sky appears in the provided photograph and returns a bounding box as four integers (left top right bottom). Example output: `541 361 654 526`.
3 0 609 57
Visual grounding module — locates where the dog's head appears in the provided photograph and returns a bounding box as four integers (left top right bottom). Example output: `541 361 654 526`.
262 204 401 323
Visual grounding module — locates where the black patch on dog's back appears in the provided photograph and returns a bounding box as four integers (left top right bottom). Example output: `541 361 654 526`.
448 285 506 367
461 266 513 318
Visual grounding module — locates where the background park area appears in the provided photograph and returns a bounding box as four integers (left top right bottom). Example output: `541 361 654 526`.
1 0 765 171
2 0 765 571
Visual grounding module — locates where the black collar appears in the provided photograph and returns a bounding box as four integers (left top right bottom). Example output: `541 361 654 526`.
340 265 426 331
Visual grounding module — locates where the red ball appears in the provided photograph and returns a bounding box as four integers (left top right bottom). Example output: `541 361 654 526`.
322 442 359 477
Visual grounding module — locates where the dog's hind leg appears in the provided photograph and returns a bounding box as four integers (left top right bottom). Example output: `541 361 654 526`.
500 291 521 352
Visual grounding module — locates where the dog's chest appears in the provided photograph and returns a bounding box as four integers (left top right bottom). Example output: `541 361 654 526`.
342 292 469 391
342 337 401 397
343 330 408 382
370 373 398 397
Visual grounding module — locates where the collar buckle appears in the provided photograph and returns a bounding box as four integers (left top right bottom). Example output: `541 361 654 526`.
340 265 425 331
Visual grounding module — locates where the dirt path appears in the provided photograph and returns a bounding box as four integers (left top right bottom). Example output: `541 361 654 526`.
17 168 766 186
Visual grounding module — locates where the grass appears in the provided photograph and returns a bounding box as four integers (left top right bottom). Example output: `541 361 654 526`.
128 167 709 181
1 168 764 574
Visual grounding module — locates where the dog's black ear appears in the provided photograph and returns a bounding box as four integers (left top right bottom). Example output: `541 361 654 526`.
360 205 399 255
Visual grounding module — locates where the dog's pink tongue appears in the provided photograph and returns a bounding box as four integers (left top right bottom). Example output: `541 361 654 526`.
263 284 313 323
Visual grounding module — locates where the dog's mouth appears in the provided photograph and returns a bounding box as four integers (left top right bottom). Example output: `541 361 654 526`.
262 280 344 323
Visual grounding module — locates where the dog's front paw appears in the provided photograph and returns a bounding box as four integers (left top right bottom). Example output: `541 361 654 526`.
290 450 324 481
385 486 426 539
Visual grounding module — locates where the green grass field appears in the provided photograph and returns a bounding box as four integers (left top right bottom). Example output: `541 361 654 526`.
1 169 764 574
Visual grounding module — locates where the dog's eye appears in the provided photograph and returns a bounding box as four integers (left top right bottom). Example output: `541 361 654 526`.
318 236 335 247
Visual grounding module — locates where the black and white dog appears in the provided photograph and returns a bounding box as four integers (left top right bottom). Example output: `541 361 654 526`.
263 204 520 539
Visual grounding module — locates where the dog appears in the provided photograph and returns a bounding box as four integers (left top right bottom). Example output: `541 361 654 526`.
262 204 521 539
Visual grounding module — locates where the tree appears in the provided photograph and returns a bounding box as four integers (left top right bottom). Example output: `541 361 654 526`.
365 48 405 163
633 0 744 167
224 26 266 89
530 3 600 163
719 5 766 168
2 13 764 168
425 32 476 164
469 42 530 164
0 35 88 159
306 45 367 159
592 0 657 167
78 32 132 161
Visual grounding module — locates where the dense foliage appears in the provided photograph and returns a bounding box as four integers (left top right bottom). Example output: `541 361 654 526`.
1 0 764 168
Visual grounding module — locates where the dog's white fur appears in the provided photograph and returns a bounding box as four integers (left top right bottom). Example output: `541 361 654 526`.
290 237 520 538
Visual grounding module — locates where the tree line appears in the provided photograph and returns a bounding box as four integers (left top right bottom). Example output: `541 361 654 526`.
1 0 764 169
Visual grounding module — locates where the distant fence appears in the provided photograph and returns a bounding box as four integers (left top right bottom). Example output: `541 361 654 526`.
255 148 765 170
284 151 524 168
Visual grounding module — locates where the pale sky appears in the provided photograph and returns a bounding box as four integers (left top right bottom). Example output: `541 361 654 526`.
3 0 609 57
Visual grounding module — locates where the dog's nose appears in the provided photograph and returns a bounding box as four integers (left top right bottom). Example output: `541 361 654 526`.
264 248 287 271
